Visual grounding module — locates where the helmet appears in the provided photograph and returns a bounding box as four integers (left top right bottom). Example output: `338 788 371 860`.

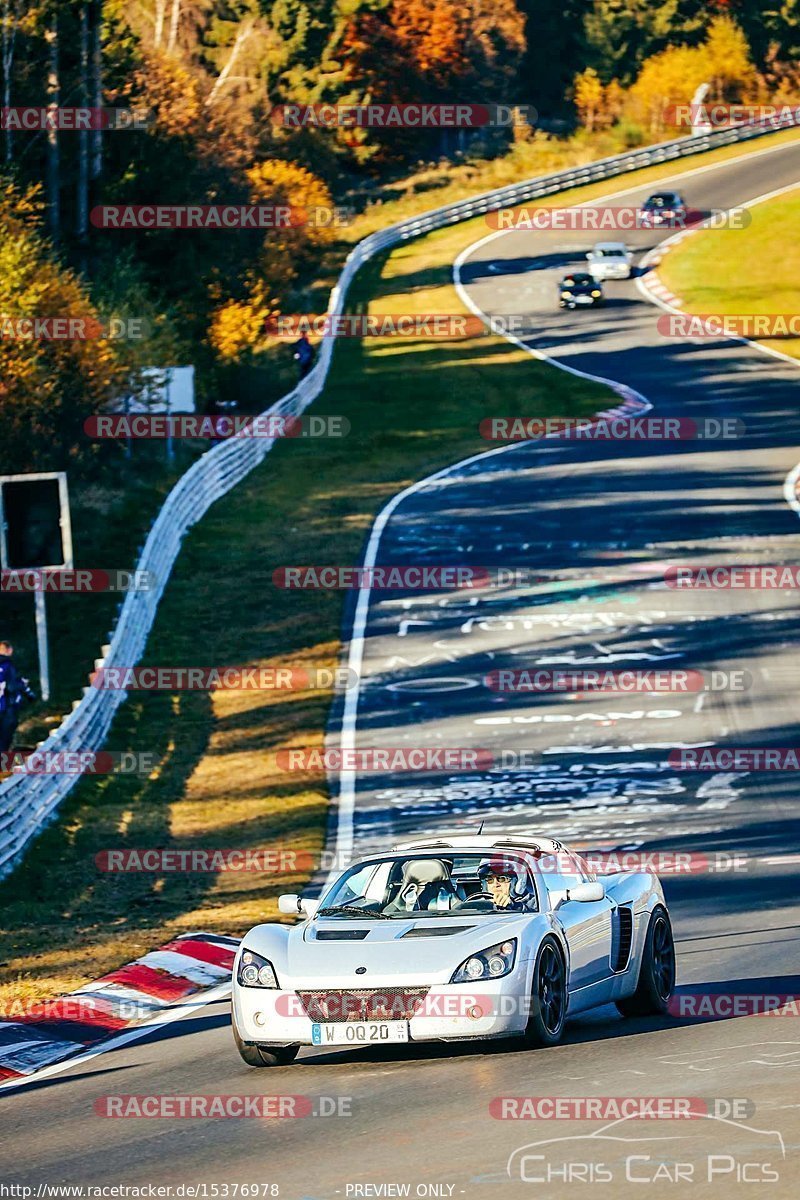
477 855 529 897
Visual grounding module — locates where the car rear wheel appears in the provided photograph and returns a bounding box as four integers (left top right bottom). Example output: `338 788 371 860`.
616 906 675 1018
522 937 567 1048
233 1014 299 1067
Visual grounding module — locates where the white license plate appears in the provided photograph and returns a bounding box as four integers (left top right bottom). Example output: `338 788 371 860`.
311 1021 409 1046
576 296 593 304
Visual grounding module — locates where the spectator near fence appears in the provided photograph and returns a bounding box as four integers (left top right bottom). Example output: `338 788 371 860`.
292 333 315 379
0 641 36 754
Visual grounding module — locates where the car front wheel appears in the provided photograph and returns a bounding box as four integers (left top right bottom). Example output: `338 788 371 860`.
522 937 567 1048
233 1014 300 1067
616 906 675 1017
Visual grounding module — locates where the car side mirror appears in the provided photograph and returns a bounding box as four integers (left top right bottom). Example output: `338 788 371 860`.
566 881 604 903
278 893 301 914
585 251 592 260
300 899 320 917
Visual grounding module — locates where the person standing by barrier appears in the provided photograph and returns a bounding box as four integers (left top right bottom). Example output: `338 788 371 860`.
0 641 36 754
292 332 314 379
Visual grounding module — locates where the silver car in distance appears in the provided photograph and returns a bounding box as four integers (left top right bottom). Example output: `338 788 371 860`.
231 834 675 1066
586 241 633 280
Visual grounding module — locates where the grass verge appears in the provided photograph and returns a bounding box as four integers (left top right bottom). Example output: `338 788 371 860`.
658 185 800 360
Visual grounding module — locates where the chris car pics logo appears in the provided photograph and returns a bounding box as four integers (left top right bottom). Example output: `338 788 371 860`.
506 1112 785 1185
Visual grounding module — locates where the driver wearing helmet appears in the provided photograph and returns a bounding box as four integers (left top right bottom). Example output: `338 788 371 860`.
477 856 537 912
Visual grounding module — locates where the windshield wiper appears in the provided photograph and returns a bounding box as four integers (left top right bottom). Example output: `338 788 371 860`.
316 905 393 920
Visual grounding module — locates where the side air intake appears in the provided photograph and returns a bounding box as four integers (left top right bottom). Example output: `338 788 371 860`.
612 906 634 972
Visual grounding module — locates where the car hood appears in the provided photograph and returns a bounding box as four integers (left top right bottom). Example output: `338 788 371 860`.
240 913 539 987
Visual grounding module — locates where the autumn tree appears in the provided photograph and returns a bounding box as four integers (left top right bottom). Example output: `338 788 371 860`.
0 180 133 473
627 16 757 134
336 0 525 162
574 66 604 130
391 0 466 90
703 14 758 101
209 158 334 361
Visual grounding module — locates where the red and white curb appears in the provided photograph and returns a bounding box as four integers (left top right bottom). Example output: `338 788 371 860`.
594 390 651 421
641 272 683 309
0 932 238 1086
639 230 688 309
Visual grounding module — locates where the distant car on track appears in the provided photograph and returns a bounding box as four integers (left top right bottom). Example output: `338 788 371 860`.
638 190 688 227
558 273 603 309
586 241 633 280
231 834 675 1066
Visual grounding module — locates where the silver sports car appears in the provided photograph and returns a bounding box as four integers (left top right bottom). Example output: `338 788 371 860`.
231 834 675 1066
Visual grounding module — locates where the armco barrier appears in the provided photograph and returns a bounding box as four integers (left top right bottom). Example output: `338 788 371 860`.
1 114 798 878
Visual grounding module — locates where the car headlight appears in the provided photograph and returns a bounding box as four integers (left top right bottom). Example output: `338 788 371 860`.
237 948 279 988
561 291 573 298
450 939 517 983
591 290 601 297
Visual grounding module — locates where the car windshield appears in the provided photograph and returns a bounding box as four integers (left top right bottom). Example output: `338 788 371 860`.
599 248 625 256
646 194 676 207
563 274 592 287
317 852 538 918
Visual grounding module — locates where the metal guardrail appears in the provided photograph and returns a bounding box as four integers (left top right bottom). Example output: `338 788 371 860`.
1 112 798 878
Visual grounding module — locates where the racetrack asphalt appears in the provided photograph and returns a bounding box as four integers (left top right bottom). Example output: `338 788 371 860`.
3 136 800 1199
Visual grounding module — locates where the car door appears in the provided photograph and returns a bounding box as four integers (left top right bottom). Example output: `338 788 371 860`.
537 854 614 993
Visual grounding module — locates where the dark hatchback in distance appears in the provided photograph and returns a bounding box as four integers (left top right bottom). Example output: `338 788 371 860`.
638 190 688 227
558 273 603 309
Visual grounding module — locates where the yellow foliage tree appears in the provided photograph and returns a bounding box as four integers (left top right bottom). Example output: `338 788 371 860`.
702 16 758 100
208 160 334 362
246 159 335 248
208 295 271 362
0 181 129 471
574 67 604 131
627 17 757 134
130 51 202 137
604 79 625 126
